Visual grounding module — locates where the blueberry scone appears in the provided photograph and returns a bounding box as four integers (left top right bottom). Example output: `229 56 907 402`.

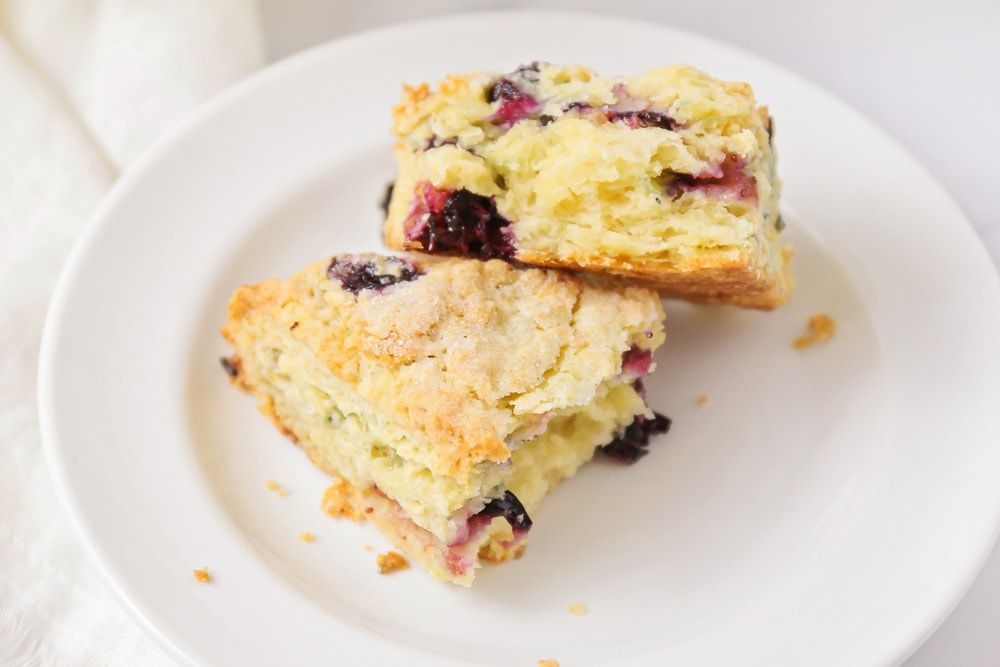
384 62 791 309
221 253 669 585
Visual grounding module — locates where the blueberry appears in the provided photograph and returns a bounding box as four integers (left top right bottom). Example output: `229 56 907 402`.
404 185 516 261
326 254 423 296
380 182 394 216
486 77 541 126
487 79 524 104
606 109 677 131
219 355 240 378
599 411 672 464
512 62 542 80
478 490 533 533
563 101 593 114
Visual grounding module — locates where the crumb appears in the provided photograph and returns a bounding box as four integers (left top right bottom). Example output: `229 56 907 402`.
793 313 836 349
265 480 288 496
538 660 560 667
192 567 212 583
298 532 315 542
321 476 364 521
376 550 410 574
696 394 709 406
567 602 588 615
363 544 374 552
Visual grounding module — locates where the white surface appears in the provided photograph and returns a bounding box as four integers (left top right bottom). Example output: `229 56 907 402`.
37 12 1000 667
0 1 263 665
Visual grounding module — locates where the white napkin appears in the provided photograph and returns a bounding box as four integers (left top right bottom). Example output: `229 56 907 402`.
0 1 264 664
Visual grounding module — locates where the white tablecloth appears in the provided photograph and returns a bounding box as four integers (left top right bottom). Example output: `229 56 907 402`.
0 1 263 664
3 1 997 664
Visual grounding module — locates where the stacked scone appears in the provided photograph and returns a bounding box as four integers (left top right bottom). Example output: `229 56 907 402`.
222 62 790 585
385 62 791 309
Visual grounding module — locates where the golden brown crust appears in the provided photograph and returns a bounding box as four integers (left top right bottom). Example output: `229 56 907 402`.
517 244 794 310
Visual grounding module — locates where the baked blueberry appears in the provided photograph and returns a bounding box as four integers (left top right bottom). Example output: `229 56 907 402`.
326 254 423 296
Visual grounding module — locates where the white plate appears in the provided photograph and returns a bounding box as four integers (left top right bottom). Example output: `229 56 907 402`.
38 11 1000 667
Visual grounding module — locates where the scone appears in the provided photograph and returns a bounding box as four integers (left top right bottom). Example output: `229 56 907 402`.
384 62 791 309
221 253 669 585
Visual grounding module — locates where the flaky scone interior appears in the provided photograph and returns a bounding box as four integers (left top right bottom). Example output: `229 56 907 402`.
384 62 792 309
221 253 668 585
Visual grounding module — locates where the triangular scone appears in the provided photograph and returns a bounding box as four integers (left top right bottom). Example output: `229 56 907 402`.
384 62 792 309
222 253 668 585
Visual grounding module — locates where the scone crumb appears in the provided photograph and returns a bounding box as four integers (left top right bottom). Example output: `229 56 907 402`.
376 550 410 574
192 567 212 583
321 476 364 521
793 313 837 349
265 479 288 496
696 394 709 406
567 602 588 615
363 544 374 552
298 532 315 542
538 659 560 667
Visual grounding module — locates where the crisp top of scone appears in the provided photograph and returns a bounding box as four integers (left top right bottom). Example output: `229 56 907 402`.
224 254 665 476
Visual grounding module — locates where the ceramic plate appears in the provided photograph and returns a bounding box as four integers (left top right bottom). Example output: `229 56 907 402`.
38 11 1000 666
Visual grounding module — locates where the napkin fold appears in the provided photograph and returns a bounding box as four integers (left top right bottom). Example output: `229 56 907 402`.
0 1 264 664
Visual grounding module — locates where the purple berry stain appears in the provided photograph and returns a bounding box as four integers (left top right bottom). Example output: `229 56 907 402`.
404 183 516 260
665 153 758 202
600 412 672 464
326 254 423 296
486 78 541 127
620 344 653 380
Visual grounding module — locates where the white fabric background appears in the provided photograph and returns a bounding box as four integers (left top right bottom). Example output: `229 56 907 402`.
2 1 997 665
0 1 263 664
